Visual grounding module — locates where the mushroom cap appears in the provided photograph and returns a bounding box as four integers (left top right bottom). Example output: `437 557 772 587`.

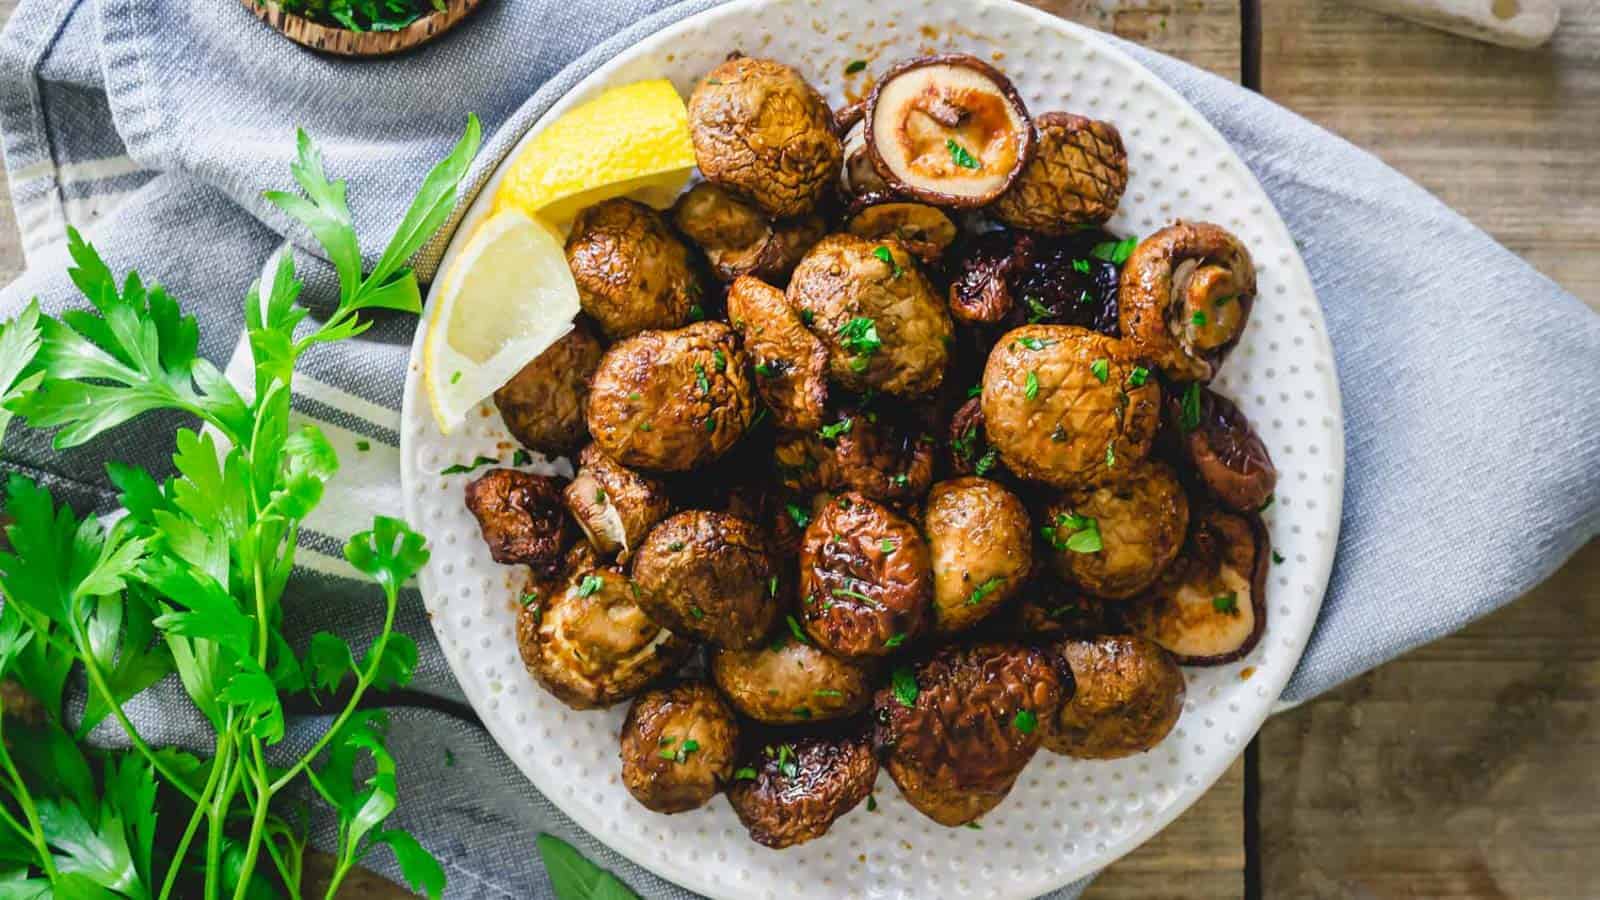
671 182 825 283
990 112 1129 232
725 275 829 432
787 234 953 397
516 568 692 710
493 320 604 456
1119 220 1257 382
631 510 780 649
585 321 755 471
1173 386 1278 513
845 196 959 265
1044 460 1190 600
688 57 842 218
922 477 1033 635
463 469 572 578
565 198 701 341
1127 507 1270 665
798 492 932 657
727 730 878 848
561 443 674 562
980 325 1162 489
865 54 1036 207
710 639 876 724
774 404 937 505
1042 635 1185 759
620 682 740 813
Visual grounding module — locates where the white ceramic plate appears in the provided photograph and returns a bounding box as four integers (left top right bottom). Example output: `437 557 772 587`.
400 1 1345 896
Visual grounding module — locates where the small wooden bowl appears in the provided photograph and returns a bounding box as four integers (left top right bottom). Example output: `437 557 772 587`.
242 0 483 57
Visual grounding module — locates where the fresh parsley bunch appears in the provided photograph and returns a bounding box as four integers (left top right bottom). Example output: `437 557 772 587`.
0 114 480 898
278 0 448 32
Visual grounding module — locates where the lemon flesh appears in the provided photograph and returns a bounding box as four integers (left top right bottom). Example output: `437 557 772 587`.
423 208 579 433
492 78 695 228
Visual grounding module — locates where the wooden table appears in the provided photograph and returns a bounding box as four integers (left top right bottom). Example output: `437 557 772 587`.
0 1 1592 897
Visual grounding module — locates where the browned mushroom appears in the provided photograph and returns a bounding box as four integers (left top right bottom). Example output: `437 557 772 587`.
1171 385 1278 513
990 112 1129 232
922 477 1033 635
561 443 673 562
620 682 740 813
945 395 1002 477
845 195 959 265
493 320 604 457
688 57 842 218
671 183 825 283
1042 635 1184 759
1043 460 1190 600
727 730 878 848
725 275 829 432
774 404 937 505
464 469 572 579
565 198 702 341
1120 221 1257 382
865 55 1035 207
631 511 780 649
1127 507 1270 665
710 640 876 724
798 492 932 657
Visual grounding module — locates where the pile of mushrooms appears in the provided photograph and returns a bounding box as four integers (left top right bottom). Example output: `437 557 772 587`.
460 49 1280 849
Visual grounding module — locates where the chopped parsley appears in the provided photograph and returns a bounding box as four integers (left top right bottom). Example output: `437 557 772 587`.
520 591 538 607
870 245 903 279
831 586 875 604
659 738 701 763
449 370 462 384
1012 709 1038 734
891 666 919 708
1090 235 1139 265
734 766 758 781
966 576 1005 606
884 632 907 649
776 743 799 778
880 538 896 553
792 706 813 719
1042 512 1103 554
946 138 981 170
576 574 604 597
1216 294 1237 307
594 487 607 503
966 382 983 399
845 59 868 74
786 615 810 644
1213 593 1239 615
1192 310 1208 326
1024 370 1040 400
1024 295 1053 323
440 455 498 475
1106 441 1118 468
1072 258 1091 274
1272 550 1286 565
1259 494 1276 512
814 689 844 699
695 362 711 395
689 605 705 620
667 541 685 551
512 448 532 466
638 421 653 432
688 303 705 322
840 316 884 370
786 503 811 528
892 473 909 487
1128 366 1150 387
867 794 879 812
627 391 642 401
704 415 717 432
800 309 815 326
1014 336 1055 352
1090 358 1110 383
355 439 371 452
818 417 854 440
768 575 779 597
973 448 999 476
965 822 983 831
1179 382 1203 432
754 360 776 377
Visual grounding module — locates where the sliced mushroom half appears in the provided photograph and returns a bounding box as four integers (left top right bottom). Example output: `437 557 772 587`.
1128 507 1269 665
865 55 1035 207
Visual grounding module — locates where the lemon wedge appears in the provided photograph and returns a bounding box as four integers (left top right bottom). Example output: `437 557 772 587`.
492 78 696 228
423 208 579 433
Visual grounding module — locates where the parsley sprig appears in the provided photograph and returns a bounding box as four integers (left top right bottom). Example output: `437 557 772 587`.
0 117 479 899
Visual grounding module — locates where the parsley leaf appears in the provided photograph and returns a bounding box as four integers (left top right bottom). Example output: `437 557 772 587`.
966 576 1005 606
946 138 981 170
1013 709 1038 734
537 833 642 900
1024 371 1040 400
1180 382 1203 432
891 666 919 708
1090 235 1139 265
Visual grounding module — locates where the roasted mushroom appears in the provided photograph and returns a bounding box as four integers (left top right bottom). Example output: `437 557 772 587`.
710 639 876 724
787 234 953 397
1042 635 1184 759
562 443 673 562
585 322 755 471
688 57 842 218
1043 460 1189 600
671 183 825 283
727 730 878 848
845 196 959 265
1172 386 1278 513
798 492 932 657
990 112 1129 232
631 510 780 649
1120 221 1257 382
945 229 1122 332
774 405 936 505
1128 507 1270 665
493 320 604 456
1008 577 1116 639
865 55 1035 207
464 469 572 578
620 682 739 813
980 325 1161 489
839 119 892 198
945 395 1002 477
922 477 1033 635
565 198 702 341
874 642 1068 826
725 275 829 431
516 567 692 709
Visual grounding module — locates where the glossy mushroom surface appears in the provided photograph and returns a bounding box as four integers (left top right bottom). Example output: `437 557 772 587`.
991 112 1129 232
493 320 604 456
798 492 932 657
565 198 701 341
631 510 780 649
1120 221 1257 382
1128 507 1270 665
620 682 739 813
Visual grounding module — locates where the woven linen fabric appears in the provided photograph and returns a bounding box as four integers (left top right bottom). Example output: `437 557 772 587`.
0 0 1596 896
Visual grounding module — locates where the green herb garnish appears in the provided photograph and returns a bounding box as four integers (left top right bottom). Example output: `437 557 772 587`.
1090 235 1139 264
966 576 1005 606
946 138 981 170
1013 709 1038 734
891 666 919 708
1024 370 1040 400
1180 382 1203 432
441 454 498 475
845 59 868 74
1213 593 1239 615
1128 366 1150 387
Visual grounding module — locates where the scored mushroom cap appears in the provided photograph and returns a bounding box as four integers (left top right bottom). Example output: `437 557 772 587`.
688 57 842 218
1127 507 1270 665
990 112 1129 233
1119 220 1258 383
865 54 1036 208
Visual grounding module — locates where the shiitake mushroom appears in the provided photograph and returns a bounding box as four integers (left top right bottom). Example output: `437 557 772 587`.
845 195 959 265
1042 635 1184 759
1042 460 1190 600
561 443 673 563
865 55 1035 207
710 639 876 724
725 275 830 432
566 198 702 341
671 183 825 284
774 403 937 506
1172 385 1278 513
922 477 1033 635
631 510 780 649
493 319 604 457
464 469 572 579
1126 506 1270 665
990 112 1129 232
798 492 932 657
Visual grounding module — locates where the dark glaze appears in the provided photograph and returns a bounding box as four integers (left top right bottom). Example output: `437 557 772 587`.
1175 387 1278 513
727 729 878 848
798 492 932 657
620 682 739 813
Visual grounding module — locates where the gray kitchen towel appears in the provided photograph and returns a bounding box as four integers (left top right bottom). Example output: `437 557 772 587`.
0 0 1596 897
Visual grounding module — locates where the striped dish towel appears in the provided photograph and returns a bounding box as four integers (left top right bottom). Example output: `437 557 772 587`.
1 0 1596 897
